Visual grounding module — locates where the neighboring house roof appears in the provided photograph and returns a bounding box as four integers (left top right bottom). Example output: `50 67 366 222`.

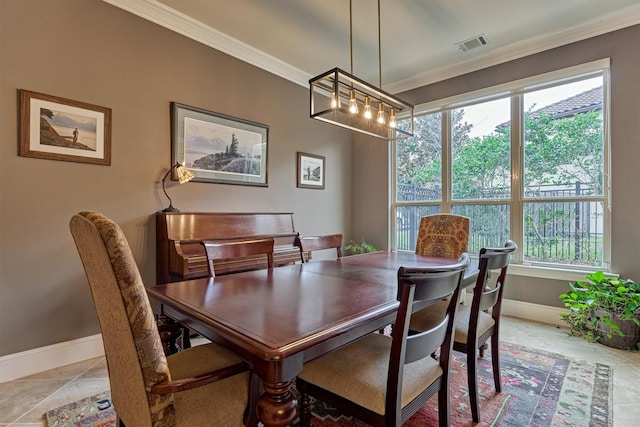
496 86 602 128
531 86 602 119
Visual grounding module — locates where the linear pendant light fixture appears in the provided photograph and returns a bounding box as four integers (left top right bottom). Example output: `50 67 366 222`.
309 0 414 141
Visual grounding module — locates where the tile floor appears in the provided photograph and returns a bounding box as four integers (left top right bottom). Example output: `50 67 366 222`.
1 316 639 426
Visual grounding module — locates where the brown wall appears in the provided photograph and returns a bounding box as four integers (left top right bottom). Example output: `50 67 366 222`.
0 0 353 356
353 24 640 307
2 0 639 358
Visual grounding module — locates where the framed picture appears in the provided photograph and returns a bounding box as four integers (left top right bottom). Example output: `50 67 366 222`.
19 89 111 165
297 152 325 189
171 102 268 186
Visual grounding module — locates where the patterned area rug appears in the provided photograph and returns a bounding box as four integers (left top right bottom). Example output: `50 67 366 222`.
309 342 612 427
45 343 612 427
46 391 115 427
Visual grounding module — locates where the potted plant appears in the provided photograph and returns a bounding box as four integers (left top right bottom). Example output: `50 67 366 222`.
559 271 640 350
344 239 377 256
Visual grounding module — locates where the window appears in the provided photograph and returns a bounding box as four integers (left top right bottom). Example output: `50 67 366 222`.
392 60 610 271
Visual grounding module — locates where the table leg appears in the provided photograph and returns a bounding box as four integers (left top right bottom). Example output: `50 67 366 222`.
257 380 298 427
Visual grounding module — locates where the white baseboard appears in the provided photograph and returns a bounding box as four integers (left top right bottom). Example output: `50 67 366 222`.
501 298 568 328
0 334 104 383
459 292 567 328
0 299 568 383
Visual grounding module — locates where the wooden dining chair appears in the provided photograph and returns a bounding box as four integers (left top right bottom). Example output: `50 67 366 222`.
69 211 259 427
294 233 343 263
408 240 517 423
452 240 517 423
296 253 470 427
201 238 275 277
168 238 275 352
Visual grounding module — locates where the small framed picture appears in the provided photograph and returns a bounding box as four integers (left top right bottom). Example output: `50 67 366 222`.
297 152 325 189
171 102 268 186
19 89 111 165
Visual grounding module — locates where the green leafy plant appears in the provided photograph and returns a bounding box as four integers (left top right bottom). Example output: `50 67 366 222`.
344 239 377 256
559 271 640 349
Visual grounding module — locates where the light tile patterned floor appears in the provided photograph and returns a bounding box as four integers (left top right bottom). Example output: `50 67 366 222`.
1 316 639 426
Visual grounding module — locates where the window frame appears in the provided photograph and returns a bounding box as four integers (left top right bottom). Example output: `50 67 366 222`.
390 59 611 273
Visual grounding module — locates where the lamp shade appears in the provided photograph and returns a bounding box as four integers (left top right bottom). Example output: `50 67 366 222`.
176 163 195 184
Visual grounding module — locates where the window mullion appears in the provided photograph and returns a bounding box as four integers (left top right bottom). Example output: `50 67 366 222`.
511 95 524 263
441 111 452 212
602 68 612 268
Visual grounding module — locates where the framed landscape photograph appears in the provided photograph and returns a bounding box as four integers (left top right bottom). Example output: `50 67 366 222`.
171 102 268 186
19 89 112 165
297 152 325 189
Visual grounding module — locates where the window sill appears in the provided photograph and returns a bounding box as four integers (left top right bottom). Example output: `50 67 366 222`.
508 264 617 282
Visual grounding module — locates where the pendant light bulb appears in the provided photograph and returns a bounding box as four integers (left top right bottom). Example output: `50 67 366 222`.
363 96 372 120
376 103 386 124
331 91 340 109
389 108 397 129
348 89 358 114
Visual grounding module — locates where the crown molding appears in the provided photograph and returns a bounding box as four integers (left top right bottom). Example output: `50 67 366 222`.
102 0 312 87
104 0 640 93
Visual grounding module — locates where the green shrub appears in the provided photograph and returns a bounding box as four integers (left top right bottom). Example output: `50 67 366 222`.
344 239 377 256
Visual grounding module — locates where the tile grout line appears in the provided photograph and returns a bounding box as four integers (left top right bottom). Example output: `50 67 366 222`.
12 358 106 425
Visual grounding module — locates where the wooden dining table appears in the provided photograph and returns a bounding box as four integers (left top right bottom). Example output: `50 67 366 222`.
147 251 478 427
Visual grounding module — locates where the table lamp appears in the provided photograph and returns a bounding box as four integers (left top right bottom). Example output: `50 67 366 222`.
161 162 195 212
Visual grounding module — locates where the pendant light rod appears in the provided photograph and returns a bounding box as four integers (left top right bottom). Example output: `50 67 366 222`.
378 0 382 88
350 0 353 75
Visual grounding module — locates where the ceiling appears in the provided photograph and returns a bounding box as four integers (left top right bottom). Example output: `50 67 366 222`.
107 0 640 93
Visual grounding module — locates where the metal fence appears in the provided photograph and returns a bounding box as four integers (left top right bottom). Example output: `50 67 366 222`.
395 182 603 266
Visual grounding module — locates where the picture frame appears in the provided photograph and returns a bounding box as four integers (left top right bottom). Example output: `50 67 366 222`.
19 89 112 165
297 152 325 189
171 102 268 186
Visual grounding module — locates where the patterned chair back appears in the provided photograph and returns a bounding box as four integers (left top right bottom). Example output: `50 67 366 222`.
70 211 176 427
415 214 470 258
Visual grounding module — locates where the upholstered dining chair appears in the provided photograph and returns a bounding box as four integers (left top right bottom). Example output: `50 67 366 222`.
69 211 259 427
296 253 470 427
295 233 343 263
410 214 470 334
415 213 470 258
201 238 275 277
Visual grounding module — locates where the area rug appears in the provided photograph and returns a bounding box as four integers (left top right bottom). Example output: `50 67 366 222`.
310 342 612 427
45 342 612 427
46 390 114 427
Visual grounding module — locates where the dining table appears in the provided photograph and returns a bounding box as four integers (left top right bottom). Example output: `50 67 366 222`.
147 251 478 427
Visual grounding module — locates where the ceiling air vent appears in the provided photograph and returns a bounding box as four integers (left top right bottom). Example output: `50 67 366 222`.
456 34 488 52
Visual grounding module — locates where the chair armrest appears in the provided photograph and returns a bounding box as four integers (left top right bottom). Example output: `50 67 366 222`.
150 361 249 394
